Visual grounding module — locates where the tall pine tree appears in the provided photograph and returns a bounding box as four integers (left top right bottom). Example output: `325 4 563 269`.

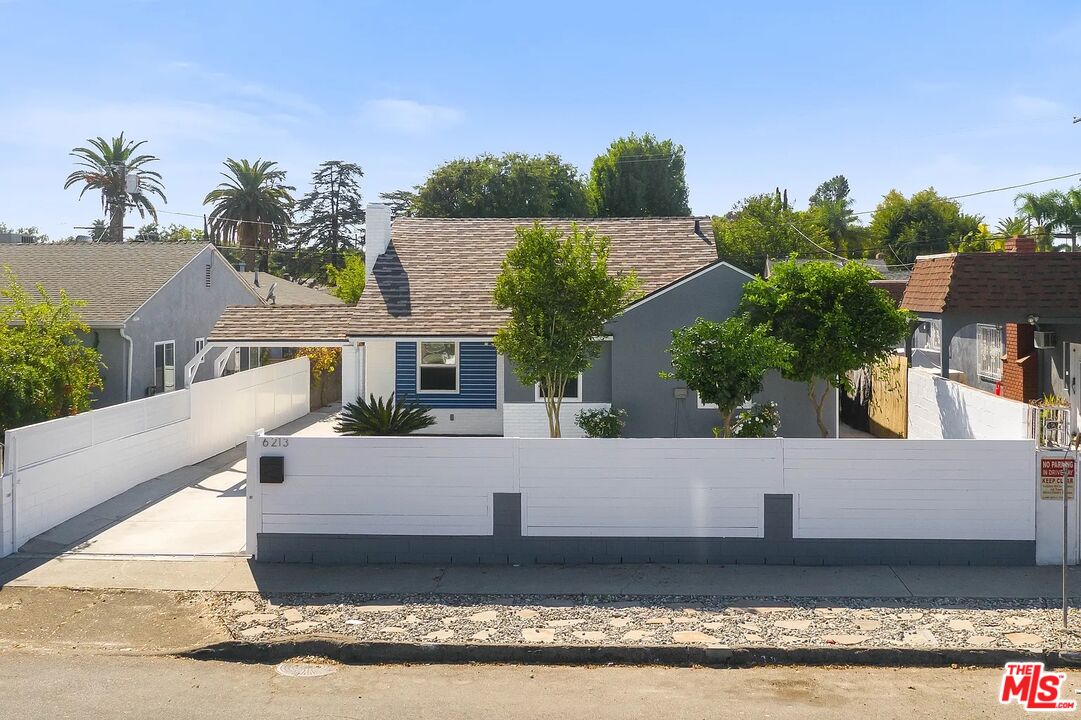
287 161 366 282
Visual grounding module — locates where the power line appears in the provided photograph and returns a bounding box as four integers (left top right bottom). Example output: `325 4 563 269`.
786 222 848 262
851 171 1081 216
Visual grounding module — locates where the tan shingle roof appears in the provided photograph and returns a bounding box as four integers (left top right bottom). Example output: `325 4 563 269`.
352 217 717 336
0 242 213 325
241 271 342 306
901 252 1081 314
209 305 357 343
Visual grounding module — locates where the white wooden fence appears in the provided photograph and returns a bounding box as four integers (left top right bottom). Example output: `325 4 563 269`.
1 358 309 556
249 436 1037 549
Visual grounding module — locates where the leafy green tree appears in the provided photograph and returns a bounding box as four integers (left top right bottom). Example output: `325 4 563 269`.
1015 189 1081 251
416 153 589 217
712 191 829 273
64 134 166 243
289 161 366 282
204 158 295 269
379 189 418 219
661 315 793 438
954 222 1003 253
588 133 690 217
867 188 980 264
807 175 860 255
0 269 103 434
740 259 912 437
325 252 365 304
493 223 641 437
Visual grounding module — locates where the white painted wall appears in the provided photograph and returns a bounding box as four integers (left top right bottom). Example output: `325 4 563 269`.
1 358 309 556
907 367 1030 440
783 439 1035 540
363 341 395 401
503 402 611 438
341 344 364 405
249 435 1037 554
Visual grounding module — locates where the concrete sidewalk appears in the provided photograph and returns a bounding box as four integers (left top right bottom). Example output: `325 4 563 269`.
3 556 1081 599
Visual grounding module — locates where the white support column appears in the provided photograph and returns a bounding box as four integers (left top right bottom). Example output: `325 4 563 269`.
342 343 364 404
214 345 236 377
245 430 264 558
183 343 215 387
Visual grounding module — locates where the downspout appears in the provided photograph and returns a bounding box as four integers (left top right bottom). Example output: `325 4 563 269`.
119 323 134 402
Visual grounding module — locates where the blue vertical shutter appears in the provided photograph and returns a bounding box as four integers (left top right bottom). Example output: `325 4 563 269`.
396 341 497 409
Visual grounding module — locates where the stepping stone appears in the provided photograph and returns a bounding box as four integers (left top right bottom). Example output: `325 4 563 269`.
469 610 500 623
621 630 651 642
230 599 257 613
403 614 421 625
311 613 338 622
381 626 406 634
947 619 975 633
644 617 672 625
522 628 556 643
1005 633 1044 648
821 634 868 646
516 609 539 620
286 621 319 633
573 631 607 642
546 619 584 628
968 635 997 646
282 609 304 623
1006 617 1034 628
899 612 924 621
344 619 364 626
236 613 278 625
422 630 454 641
774 620 812 632
902 629 938 647
608 617 634 628
737 623 760 631
239 626 269 638
471 630 494 641
854 620 882 632
744 634 765 643
673 631 719 644
706 622 731 631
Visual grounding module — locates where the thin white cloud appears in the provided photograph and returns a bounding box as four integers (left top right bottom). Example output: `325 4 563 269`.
361 98 463 134
161 60 321 117
1005 94 1063 119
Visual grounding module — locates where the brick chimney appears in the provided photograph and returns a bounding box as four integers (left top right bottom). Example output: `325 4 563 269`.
1000 235 1038 402
1004 235 1036 253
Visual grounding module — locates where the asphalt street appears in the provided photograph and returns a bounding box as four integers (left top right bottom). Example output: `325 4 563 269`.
0 651 1045 719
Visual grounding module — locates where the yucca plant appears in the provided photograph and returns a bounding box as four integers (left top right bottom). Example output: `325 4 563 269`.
334 393 436 436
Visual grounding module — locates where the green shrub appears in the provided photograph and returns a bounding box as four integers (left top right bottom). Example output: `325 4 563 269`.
574 407 627 438
334 393 436 436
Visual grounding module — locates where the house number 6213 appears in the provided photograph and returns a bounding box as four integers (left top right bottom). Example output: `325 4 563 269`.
262 438 289 448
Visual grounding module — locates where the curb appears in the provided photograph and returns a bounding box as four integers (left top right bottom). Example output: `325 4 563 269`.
174 635 1081 669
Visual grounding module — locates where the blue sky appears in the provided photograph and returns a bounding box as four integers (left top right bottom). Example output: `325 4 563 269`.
1 0 1079 239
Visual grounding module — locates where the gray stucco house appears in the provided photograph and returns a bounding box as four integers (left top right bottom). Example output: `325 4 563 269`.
0 242 262 408
211 206 836 437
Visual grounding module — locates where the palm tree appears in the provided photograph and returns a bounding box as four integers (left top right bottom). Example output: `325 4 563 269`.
1016 189 1072 251
63 134 166 243
204 159 294 268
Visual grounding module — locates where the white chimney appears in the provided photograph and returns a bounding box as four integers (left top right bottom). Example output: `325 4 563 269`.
365 203 392 280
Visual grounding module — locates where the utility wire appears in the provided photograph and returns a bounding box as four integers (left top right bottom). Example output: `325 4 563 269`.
851 171 1081 216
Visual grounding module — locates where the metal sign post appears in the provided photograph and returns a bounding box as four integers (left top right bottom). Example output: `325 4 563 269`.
1064 458 1070 629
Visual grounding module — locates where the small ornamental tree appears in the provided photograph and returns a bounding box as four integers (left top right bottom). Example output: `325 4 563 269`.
326 253 365 304
740 259 912 437
0 269 103 434
661 316 793 438
494 223 641 437
296 347 340 407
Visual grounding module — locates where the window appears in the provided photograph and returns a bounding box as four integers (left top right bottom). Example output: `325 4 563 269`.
977 324 1004 380
418 341 458 392
534 374 582 402
923 321 941 352
154 341 176 393
697 393 752 411
238 347 261 371
194 338 206 355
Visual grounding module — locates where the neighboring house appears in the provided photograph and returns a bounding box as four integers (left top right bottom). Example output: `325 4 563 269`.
902 235 1081 438
240 271 342 306
211 204 837 437
0 242 262 408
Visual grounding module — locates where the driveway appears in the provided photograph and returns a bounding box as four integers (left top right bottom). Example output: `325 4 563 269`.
16 406 341 559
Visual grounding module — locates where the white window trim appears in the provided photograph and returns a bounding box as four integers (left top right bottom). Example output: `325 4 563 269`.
977 324 1004 381
534 373 584 402
416 340 460 394
696 393 753 411
153 339 176 393
194 337 206 355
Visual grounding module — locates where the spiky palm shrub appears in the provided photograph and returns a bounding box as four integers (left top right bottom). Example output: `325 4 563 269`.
334 393 436 436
